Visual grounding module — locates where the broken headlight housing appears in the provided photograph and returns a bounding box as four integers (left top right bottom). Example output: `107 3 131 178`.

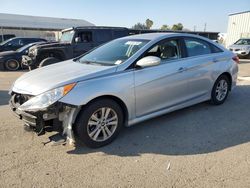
18 83 76 112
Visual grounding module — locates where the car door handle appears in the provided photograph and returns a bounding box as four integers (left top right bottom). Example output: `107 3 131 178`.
178 67 187 72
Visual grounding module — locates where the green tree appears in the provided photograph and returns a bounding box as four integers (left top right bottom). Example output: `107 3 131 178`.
146 19 154 29
132 22 148 30
161 24 170 30
171 23 184 31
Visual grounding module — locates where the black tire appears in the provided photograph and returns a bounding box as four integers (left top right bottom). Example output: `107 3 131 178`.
4 59 20 71
210 75 230 105
39 57 60 67
75 99 124 148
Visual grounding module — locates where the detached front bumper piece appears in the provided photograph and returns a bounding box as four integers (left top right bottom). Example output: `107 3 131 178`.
9 94 48 135
9 92 80 143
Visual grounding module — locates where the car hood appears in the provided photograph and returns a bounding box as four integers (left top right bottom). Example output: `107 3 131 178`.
30 42 70 50
0 50 17 57
12 60 117 95
229 44 250 49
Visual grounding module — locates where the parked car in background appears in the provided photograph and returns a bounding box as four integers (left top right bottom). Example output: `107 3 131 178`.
22 26 130 70
0 42 45 71
9 33 238 148
228 38 250 59
0 34 16 43
0 37 47 52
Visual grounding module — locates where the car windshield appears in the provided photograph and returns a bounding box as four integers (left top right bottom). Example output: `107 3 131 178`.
78 39 149 65
60 30 75 43
0 38 13 46
234 39 250 45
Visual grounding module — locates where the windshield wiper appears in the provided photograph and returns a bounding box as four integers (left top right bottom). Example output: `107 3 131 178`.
78 60 114 66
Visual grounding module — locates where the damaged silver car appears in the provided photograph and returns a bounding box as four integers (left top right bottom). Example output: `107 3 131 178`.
9 33 238 148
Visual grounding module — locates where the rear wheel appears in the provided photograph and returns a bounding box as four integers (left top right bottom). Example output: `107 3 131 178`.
39 57 60 67
210 75 230 105
5 59 20 71
75 99 124 148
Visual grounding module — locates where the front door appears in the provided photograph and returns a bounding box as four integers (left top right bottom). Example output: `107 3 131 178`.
134 38 192 117
73 31 94 57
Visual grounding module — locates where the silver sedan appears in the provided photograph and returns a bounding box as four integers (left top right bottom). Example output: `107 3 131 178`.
9 33 239 148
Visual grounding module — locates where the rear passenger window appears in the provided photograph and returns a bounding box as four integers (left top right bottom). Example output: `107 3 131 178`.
95 30 112 43
8 38 24 46
210 44 223 53
184 38 211 57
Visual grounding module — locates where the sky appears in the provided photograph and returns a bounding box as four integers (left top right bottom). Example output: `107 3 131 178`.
1 0 250 32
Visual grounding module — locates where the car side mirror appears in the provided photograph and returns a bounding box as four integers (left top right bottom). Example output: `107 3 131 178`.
75 37 81 43
136 56 161 68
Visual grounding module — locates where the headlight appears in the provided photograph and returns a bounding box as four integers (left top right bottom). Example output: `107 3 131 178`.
18 83 76 112
33 48 38 55
30 48 38 56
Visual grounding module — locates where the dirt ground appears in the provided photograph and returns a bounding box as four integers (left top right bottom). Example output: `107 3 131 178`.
0 61 250 188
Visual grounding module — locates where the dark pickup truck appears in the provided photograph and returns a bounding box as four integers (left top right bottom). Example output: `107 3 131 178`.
22 26 219 69
22 27 130 69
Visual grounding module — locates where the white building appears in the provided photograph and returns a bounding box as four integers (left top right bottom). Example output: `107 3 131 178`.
225 11 250 47
0 13 94 41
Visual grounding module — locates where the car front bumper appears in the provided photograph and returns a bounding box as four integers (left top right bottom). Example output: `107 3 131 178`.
230 49 250 58
22 55 37 70
0 60 5 70
9 92 80 142
9 92 61 135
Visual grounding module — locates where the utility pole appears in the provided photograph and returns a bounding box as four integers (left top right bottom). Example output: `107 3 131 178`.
193 25 196 32
1 27 4 42
204 23 207 32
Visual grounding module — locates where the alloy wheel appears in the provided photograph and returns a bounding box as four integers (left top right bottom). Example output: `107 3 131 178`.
87 107 118 142
6 59 20 71
215 79 228 101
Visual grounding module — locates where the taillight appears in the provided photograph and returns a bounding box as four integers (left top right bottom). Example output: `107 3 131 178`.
232 56 239 64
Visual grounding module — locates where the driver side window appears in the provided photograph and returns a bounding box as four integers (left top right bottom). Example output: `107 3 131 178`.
144 39 181 61
77 32 93 43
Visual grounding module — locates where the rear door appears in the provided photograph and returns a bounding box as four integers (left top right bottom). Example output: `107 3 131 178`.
93 29 113 46
182 37 224 99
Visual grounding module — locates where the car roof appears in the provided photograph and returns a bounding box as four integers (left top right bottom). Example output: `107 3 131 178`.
10 37 44 40
121 32 208 41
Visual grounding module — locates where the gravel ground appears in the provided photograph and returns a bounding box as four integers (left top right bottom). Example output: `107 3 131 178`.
0 62 250 188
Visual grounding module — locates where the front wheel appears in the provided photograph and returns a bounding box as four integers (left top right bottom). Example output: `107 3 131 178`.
5 59 20 71
210 75 230 105
75 99 124 148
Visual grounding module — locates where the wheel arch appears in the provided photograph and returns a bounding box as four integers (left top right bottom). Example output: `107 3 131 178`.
76 95 129 126
218 72 232 90
39 49 65 61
